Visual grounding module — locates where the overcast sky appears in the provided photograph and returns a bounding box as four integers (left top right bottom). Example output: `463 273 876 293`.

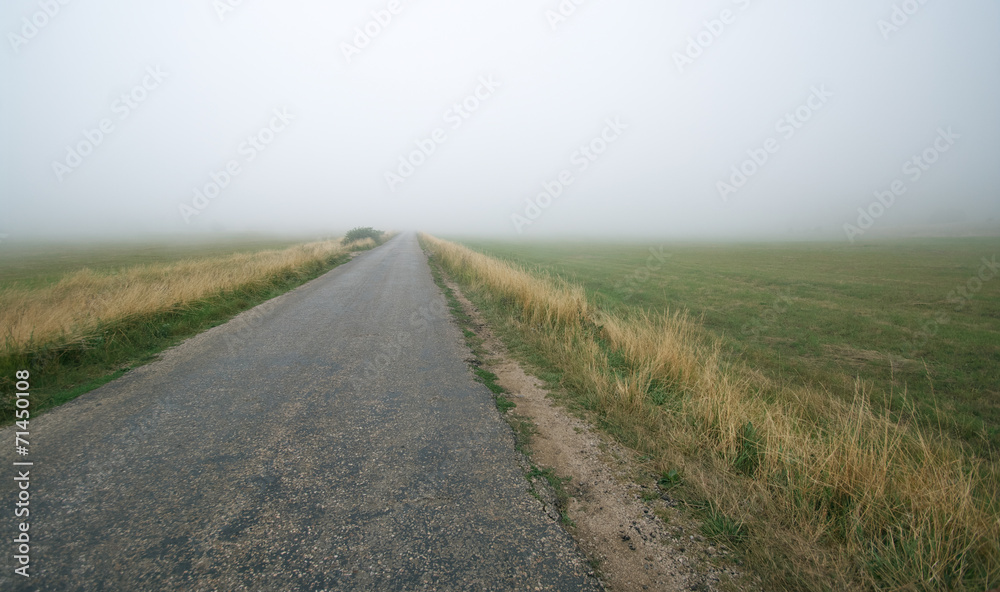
1 1 998 241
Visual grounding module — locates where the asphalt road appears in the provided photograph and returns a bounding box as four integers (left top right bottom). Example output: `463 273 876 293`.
0 233 600 591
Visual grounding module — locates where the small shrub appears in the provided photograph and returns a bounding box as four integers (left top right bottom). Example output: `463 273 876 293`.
342 227 383 245
702 504 749 544
658 468 683 490
734 421 762 477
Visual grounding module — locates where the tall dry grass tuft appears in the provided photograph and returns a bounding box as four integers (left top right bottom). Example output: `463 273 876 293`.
0 239 346 354
421 233 1000 591
425 234 588 328
345 237 377 251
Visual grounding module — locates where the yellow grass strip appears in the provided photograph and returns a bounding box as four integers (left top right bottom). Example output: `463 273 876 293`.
0 239 346 353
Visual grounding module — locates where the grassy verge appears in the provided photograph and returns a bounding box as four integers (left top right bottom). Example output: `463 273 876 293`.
0 238 374 423
421 233 999 592
423 244 573 525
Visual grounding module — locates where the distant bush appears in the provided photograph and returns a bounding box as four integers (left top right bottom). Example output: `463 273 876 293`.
342 227 383 245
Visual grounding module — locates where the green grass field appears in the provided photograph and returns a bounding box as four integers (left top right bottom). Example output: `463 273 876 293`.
452 237 1000 457
426 234 999 590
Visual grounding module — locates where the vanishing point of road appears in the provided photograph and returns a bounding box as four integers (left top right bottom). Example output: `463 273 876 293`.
0 233 601 591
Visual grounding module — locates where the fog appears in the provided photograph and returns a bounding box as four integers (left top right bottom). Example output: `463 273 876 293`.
2 1 999 243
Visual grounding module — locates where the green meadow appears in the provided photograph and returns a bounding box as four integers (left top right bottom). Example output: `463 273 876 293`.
454 237 1000 457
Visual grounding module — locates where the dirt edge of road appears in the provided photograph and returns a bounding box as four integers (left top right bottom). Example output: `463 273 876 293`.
432 268 762 592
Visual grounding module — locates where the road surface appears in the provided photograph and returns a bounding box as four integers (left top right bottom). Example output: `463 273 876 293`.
0 233 600 591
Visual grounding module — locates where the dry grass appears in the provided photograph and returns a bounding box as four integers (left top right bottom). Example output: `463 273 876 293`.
422 233 1000 591
0 239 346 354
345 237 378 251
